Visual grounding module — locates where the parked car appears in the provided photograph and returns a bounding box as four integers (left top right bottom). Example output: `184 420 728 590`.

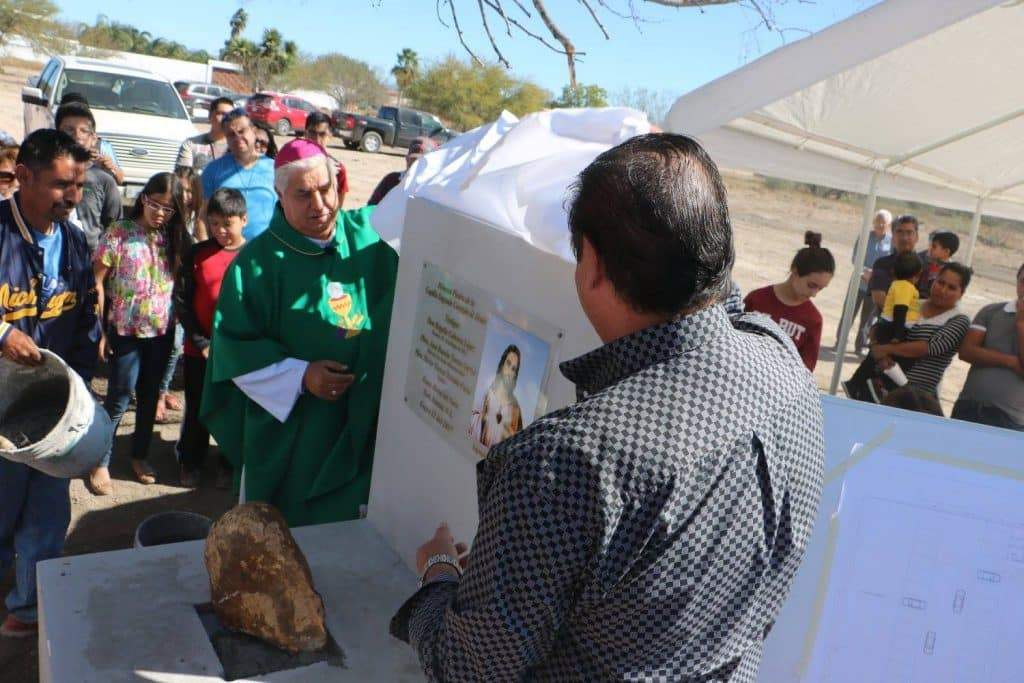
174 81 240 120
340 106 454 153
331 109 358 140
23 56 197 199
245 92 318 136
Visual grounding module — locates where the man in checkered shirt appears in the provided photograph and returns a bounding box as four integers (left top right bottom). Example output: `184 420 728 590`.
391 134 825 681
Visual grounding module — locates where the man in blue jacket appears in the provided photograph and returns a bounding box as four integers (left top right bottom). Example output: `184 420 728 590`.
0 130 99 638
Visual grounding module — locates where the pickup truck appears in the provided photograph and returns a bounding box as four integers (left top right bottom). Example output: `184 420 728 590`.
337 106 454 153
23 55 197 200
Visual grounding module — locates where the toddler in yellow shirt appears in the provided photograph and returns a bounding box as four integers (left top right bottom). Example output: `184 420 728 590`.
879 253 923 343
874 252 923 387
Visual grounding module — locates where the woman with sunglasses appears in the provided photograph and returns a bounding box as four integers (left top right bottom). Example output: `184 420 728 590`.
89 172 191 490
252 121 277 160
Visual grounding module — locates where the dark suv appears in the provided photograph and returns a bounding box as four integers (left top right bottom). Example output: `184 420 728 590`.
340 106 454 153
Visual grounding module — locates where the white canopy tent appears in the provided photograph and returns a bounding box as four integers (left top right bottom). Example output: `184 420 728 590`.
665 0 1024 394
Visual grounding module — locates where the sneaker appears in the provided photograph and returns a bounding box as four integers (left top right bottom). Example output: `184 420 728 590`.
179 467 200 489
1 613 37 638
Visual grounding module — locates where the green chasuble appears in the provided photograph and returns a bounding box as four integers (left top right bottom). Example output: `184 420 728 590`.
200 204 398 526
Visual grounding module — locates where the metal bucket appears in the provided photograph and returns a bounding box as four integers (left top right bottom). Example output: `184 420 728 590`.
0 350 113 478
134 511 213 548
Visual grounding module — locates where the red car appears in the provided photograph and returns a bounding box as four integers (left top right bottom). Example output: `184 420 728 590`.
245 92 318 136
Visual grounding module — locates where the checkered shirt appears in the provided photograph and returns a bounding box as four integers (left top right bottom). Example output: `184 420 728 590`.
391 302 824 682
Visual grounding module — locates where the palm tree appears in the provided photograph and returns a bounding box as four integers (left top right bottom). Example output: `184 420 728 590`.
391 48 419 107
229 9 247 40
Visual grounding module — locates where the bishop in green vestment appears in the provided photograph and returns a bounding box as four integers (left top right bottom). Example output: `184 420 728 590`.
201 139 398 526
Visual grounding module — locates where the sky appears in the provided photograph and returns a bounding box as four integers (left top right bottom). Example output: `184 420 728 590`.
53 0 881 97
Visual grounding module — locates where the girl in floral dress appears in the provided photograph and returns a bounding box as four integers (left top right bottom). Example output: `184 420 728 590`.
88 173 191 492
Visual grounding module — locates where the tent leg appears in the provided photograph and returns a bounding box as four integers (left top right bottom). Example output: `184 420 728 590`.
963 196 986 267
829 172 880 396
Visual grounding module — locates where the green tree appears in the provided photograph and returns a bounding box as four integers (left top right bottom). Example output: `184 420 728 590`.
0 0 67 68
77 15 210 63
550 83 608 109
405 56 550 131
229 8 247 40
390 48 419 107
222 26 297 91
279 53 387 111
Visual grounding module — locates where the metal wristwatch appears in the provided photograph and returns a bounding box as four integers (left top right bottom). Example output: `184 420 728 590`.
418 553 462 588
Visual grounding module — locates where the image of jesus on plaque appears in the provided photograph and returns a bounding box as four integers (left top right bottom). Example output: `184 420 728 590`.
469 314 551 455
477 344 525 447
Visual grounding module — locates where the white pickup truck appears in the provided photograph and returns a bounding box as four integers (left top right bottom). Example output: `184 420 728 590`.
22 56 197 199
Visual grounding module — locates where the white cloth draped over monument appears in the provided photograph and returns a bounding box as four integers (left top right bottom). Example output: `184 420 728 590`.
371 108 652 263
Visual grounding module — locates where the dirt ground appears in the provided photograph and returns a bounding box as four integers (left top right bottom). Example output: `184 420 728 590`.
1 59 1019 682
0 60 410 683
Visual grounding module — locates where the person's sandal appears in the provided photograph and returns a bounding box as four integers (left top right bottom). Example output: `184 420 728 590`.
132 460 157 485
162 392 183 411
85 466 113 496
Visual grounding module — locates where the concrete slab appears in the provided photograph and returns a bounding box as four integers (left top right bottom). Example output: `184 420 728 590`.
37 520 424 682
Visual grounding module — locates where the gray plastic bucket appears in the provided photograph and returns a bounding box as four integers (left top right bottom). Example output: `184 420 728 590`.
134 511 213 548
0 350 113 478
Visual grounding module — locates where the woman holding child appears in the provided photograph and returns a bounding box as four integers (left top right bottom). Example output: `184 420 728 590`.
845 262 972 407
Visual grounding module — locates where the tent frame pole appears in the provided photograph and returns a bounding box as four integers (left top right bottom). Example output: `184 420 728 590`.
885 106 1024 169
829 171 880 396
963 196 986 267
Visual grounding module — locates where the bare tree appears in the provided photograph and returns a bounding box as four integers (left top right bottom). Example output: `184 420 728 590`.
434 0 807 90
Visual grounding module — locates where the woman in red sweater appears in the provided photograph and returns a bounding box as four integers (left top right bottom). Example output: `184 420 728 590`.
744 231 835 371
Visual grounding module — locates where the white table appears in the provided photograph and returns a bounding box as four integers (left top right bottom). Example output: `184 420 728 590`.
37 519 424 682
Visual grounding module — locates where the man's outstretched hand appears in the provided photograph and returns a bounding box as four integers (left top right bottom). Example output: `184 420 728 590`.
1 328 42 366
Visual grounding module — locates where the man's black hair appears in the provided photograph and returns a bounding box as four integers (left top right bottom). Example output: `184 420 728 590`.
893 252 923 280
893 214 919 231
55 102 96 132
940 262 973 292
567 133 734 315
206 187 248 220
16 129 91 172
930 231 960 257
305 111 331 131
59 92 88 106
209 97 235 113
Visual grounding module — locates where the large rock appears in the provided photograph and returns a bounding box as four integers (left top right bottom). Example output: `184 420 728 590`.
204 502 328 653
